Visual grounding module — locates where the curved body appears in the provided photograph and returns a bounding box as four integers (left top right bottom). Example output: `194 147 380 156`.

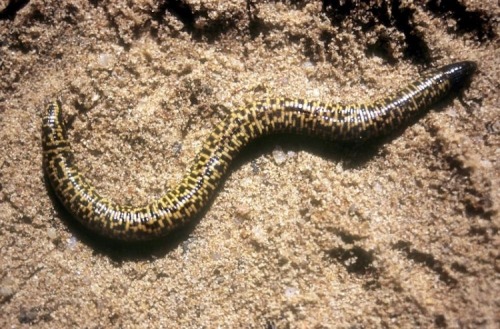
42 61 476 240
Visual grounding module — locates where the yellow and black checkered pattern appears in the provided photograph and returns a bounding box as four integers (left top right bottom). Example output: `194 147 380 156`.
42 61 476 240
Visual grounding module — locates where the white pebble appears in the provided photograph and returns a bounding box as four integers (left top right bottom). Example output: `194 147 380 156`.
97 53 114 69
47 228 58 240
272 146 287 165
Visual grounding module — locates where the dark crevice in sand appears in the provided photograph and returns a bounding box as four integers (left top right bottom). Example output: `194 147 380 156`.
468 225 497 244
392 240 458 286
18 305 53 325
322 0 356 21
329 227 364 243
426 0 497 41
390 0 431 64
150 0 194 41
322 0 432 64
321 0 497 64
151 0 242 43
450 261 468 274
153 0 195 32
0 0 30 21
326 245 377 275
365 33 399 65
434 314 447 328
100 5 131 51
246 0 262 39
429 134 495 221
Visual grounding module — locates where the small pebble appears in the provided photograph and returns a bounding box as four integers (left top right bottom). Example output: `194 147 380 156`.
47 228 58 240
303 61 314 68
67 236 78 249
97 53 114 69
0 285 15 298
284 286 299 298
272 146 287 165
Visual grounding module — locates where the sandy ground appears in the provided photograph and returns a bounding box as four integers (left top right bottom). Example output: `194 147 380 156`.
0 0 498 327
